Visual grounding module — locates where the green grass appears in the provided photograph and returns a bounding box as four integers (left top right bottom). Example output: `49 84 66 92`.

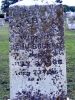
0 24 75 99
65 29 75 99
0 24 9 99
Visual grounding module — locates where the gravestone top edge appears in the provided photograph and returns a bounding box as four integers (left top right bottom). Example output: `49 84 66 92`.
9 0 62 7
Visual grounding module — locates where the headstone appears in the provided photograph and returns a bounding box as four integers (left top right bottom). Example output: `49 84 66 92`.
66 12 75 30
0 14 5 26
0 18 5 26
9 0 67 99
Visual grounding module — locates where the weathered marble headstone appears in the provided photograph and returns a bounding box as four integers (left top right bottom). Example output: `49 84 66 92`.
66 12 75 30
0 18 5 26
0 13 5 26
9 0 67 99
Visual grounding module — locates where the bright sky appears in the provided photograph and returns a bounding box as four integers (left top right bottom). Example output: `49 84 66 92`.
0 0 2 7
0 0 75 9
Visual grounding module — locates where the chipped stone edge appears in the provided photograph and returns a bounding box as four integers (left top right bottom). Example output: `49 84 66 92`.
9 1 62 7
8 97 72 100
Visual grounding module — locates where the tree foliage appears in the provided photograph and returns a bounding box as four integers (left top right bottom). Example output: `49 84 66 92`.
55 0 62 3
64 5 75 12
1 0 18 13
1 0 9 13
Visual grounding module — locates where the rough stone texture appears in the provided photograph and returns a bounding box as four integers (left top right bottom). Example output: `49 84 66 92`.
9 4 67 100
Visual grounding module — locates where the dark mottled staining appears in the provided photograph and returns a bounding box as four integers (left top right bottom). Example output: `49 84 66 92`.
14 62 19 66
61 85 63 88
56 96 60 100
59 69 63 75
56 8 63 18
35 61 42 67
47 69 57 75
32 68 58 76
16 91 21 96
52 79 56 85
59 89 62 92
33 70 37 76
31 24 37 34
42 68 58 75
53 59 57 64
53 50 58 56
20 61 30 67
28 77 34 81
22 90 26 94
36 82 39 84
37 78 39 81
15 69 30 76
53 59 62 65
58 59 62 64
33 70 41 76
14 53 19 59
42 68 46 74
29 51 38 58
20 61 25 67
26 72 30 76
14 90 67 100
42 21 51 33
14 61 30 66
52 75 59 84
32 16 38 23
38 49 52 68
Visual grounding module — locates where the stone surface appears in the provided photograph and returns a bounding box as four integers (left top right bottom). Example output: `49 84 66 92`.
9 2 67 100
10 0 55 6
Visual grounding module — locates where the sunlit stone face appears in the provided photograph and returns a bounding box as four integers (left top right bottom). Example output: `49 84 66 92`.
9 2 67 100
10 0 55 6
